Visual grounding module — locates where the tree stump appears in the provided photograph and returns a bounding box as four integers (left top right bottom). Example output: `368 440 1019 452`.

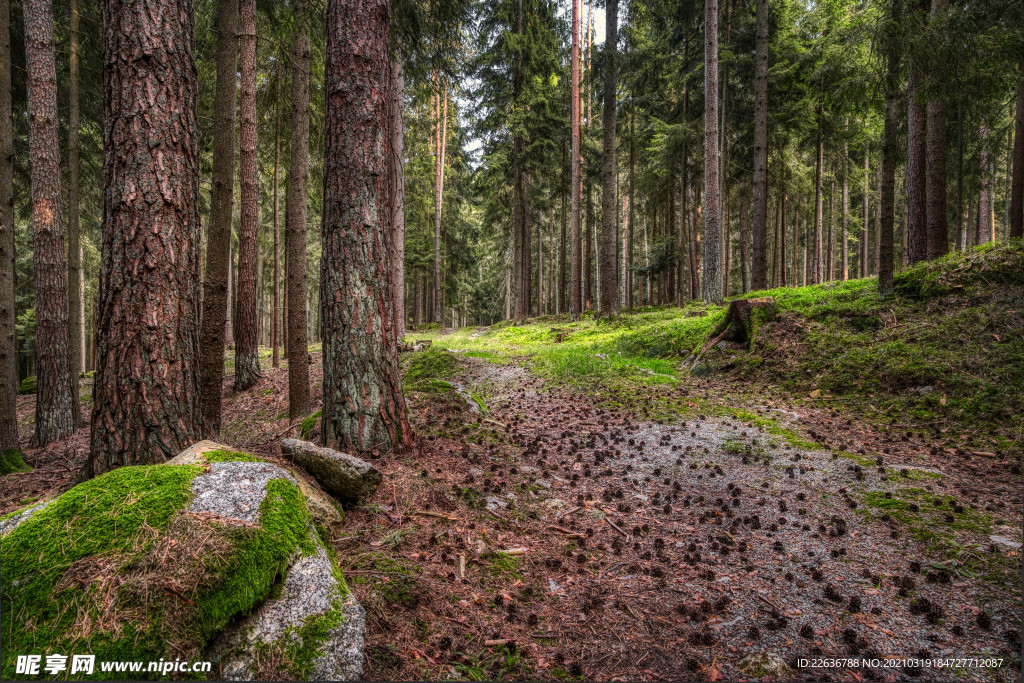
723 297 776 343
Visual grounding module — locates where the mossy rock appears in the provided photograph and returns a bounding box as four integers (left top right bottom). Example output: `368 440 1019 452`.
18 375 36 394
0 449 32 476
0 451 363 681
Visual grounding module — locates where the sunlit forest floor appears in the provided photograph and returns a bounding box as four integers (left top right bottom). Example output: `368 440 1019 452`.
3 243 1023 681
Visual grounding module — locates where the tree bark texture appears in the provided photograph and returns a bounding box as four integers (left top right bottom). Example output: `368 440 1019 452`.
68 0 84 418
389 54 406 337
812 102 823 285
320 0 410 454
1012 60 1024 239
199 0 237 435
234 0 261 391
25 0 75 446
88 0 201 472
751 0 768 291
272 59 282 368
702 0 722 304
925 0 950 256
0 0 18 453
878 1 900 298
569 0 582 320
287 0 311 419
433 81 447 325
599 0 618 317
907 37 927 264
976 125 991 245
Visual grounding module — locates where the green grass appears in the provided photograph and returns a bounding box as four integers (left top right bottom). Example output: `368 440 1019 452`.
409 242 1023 442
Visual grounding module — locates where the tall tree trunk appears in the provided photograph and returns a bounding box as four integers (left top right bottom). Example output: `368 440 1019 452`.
67 0 83 422
792 205 799 286
199 0 238 435
720 0 731 299
878 0 900 298
925 0 950 256
512 0 525 325
272 59 282 368
976 125 991 245
320 0 409 453
88 0 201 472
779 188 787 286
560 140 567 314
862 146 869 277
599 0 618 316
1012 60 1024 239
827 178 834 281
390 53 407 336
677 88 689 306
0 0 18 454
585 183 592 309
751 0 769 291
627 106 635 309
811 101 824 285
907 25 927 264
692 179 701 298
25 0 74 446
525 169 533 314
570 0 582 320
286 0 311 419
434 80 448 325
702 0 722 304
234 0 261 391
842 132 849 280
956 105 964 249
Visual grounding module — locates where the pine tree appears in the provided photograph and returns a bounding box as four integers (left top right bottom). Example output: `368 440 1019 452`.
0 0 18 455
702 0 722 304
599 0 618 317
88 0 201 472
321 0 410 453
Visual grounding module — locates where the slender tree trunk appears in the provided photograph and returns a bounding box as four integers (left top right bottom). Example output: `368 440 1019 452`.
434 80 448 325
977 125 991 245
0 0 18 454
862 146 869 277
702 0 722 304
692 179 701 298
88 0 200 472
525 169 533 314
234 0 260 390
199 0 238 435
878 1 900 298
827 178 835 281
599 0 618 316
792 205 799 287
842 133 849 280
956 105 964 249
67 0 83 422
570 0 582 320
925 0 950 256
720 1 731 300
751 0 768 291
560 140 567 314
286 0 311 419
812 101 824 285
25 0 74 446
585 183 592 309
390 53 406 337
1011 60 1024 239
779 188 787 286
321 0 409 453
627 107 635 309
272 60 282 368
907 22 927 264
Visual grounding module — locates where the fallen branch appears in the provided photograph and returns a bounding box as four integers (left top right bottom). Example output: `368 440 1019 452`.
683 327 731 372
547 524 586 539
604 517 628 537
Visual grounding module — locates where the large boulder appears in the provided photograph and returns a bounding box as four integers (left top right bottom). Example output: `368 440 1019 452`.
0 450 363 681
280 438 382 501
167 440 344 533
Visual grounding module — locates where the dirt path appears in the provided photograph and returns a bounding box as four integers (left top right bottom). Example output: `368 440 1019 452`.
346 353 1022 682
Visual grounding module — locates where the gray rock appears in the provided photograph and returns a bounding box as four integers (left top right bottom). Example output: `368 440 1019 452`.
0 499 52 537
280 439 382 501
207 533 365 681
190 461 295 524
738 652 794 679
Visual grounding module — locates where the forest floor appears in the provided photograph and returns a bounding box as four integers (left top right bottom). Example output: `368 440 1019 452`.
2 243 1022 682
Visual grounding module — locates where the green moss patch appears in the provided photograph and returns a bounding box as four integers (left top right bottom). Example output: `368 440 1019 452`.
0 449 31 475
204 449 266 464
1 465 319 680
300 410 322 440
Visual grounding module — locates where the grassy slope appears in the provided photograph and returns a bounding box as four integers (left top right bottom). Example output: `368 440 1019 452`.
410 241 1023 450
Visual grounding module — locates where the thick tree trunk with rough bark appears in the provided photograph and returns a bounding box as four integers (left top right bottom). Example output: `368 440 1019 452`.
287 0 311 420
1012 61 1024 239
751 0 768 291
569 0 582 320
878 2 900 299
390 54 406 337
199 0 237 435
234 0 261 391
926 0 950 256
0 0 18 454
67 0 83 421
907 27 927 264
25 0 75 446
599 0 618 317
702 0 722 304
88 0 201 473
320 0 410 454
